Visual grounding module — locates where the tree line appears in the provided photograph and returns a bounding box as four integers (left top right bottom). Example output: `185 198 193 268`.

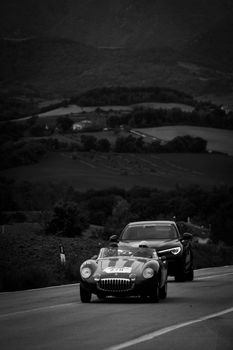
0 133 207 170
107 106 233 130
0 178 232 246
70 86 195 106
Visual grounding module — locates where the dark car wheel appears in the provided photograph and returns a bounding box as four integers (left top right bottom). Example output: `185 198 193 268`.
149 279 160 303
186 267 194 281
174 270 186 282
174 260 186 281
159 282 167 299
175 249 193 282
96 293 106 300
80 284 92 303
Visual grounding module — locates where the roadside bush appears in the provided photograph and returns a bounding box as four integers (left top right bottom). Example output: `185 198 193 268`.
193 242 233 269
0 140 47 169
0 211 26 224
0 266 53 292
63 262 81 283
164 135 207 153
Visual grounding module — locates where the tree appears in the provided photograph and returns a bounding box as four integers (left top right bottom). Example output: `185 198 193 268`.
56 116 73 133
105 198 132 235
81 135 97 151
46 201 89 237
30 125 46 137
97 138 111 152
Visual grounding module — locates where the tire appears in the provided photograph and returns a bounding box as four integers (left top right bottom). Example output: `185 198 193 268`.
174 270 186 282
175 254 188 282
159 282 167 299
186 267 194 281
80 284 92 303
149 279 160 303
96 293 106 300
175 261 194 282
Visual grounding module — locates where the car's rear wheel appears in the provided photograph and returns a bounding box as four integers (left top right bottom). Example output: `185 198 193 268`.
186 267 194 281
175 262 194 282
175 249 194 282
159 282 167 299
80 284 92 303
174 271 186 282
175 253 189 282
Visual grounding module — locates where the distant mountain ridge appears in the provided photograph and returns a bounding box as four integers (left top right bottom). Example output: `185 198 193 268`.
0 1 233 102
1 0 232 49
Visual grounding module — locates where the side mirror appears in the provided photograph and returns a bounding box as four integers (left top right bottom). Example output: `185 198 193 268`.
182 232 193 240
91 255 98 260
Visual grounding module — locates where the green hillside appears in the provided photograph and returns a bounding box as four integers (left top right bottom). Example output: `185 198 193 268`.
1 152 233 191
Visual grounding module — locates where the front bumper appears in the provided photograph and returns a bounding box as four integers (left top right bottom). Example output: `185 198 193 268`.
81 276 157 297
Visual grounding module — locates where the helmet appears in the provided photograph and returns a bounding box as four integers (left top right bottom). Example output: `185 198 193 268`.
109 235 119 243
139 241 149 248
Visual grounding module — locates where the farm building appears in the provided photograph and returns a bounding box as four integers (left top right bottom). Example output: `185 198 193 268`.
72 119 92 131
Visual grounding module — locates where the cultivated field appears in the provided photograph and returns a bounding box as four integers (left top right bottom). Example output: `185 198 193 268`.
134 126 233 155
14 102 194 122
1 152 233 191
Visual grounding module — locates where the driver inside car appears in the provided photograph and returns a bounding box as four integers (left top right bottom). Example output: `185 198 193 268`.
135 241 158 259
105 242 118 257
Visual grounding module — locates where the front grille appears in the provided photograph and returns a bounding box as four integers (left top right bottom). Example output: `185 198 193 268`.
97 278 134 292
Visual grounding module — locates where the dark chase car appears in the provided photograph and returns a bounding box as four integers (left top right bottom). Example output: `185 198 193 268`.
80 244 168 303
119 221 193 282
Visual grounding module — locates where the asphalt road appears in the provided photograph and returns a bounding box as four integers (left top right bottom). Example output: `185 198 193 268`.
0 266 233 350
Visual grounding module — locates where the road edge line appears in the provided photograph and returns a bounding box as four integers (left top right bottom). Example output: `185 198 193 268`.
105 307 233 350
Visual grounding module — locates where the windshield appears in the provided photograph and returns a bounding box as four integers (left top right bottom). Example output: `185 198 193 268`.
121 224 178 240
98 245 157 259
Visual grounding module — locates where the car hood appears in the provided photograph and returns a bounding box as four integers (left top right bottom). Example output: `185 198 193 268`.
96 257 159 277
119 239 182 252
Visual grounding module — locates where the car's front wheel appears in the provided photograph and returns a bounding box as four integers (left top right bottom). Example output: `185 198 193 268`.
149 279 160 303
80 284 92 303
159 282 167 299
96 293 106 300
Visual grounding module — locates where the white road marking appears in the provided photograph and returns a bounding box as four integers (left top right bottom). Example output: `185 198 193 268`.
0 283 79 295
105 307 233 350
0 302 79 319
196 272 233 280
196 266 231 272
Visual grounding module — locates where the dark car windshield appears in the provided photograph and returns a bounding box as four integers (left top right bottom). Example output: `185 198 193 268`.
121 224 178 240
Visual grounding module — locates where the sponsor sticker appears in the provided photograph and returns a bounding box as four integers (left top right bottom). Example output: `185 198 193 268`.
104 267 132 273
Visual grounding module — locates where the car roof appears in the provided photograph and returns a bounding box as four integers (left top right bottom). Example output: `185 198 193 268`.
126 221 177 226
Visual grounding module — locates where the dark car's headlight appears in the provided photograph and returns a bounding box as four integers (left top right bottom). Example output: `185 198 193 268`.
81 266 92 279
143 267 154 279
159 247 182 255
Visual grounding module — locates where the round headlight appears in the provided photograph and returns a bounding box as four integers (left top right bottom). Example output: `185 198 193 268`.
81 266 92 279
171 247 181 255
143 267 154 279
